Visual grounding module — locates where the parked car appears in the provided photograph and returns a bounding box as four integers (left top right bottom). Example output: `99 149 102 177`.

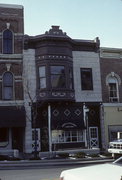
60 157 122 180
108 139 122 158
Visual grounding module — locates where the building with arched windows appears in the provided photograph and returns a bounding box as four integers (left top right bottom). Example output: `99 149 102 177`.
0 3 122 158
100 47 122 149
0 4 26 157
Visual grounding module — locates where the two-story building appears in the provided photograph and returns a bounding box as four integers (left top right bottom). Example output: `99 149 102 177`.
1 3 121 158
100 47 122 149
23 25 102 155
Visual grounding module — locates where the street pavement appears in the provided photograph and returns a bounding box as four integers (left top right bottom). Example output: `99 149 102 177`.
0 157 114 180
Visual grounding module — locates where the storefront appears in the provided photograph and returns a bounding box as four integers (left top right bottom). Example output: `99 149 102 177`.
33 102 101 152
0 106 26 155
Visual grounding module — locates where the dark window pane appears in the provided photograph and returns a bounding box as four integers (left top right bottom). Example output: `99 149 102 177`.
109 83 117 97
3 72 13 86
51 75 65 88
51 66 66 88
51 66 65 74
0 128 8 142
3 87 13 99
81 68 93 90
69 69 73 89
3 72 13 100
3 29 13 54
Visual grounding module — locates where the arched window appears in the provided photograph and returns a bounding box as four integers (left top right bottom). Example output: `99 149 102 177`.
108 76 119 102
3 72 13 100
3 29 13 54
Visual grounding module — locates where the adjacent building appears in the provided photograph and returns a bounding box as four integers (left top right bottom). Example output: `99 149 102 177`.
100 47 122 149
0 4 26 156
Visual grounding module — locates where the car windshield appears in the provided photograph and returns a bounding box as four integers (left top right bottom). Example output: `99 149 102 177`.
113 157 122 166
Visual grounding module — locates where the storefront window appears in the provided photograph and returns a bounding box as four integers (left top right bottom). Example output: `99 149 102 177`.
52 130 84 143
0 128 9 147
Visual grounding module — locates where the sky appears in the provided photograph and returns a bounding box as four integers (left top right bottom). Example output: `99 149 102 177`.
1 0 122 48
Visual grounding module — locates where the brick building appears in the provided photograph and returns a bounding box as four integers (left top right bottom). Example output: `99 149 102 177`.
1 3 122 157
0 4 26 156
100 47 122 149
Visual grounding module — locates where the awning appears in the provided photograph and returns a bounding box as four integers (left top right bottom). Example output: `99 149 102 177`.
51 103 85 130
0 106 26 128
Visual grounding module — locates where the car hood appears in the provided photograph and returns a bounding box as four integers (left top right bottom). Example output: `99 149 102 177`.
60 163 122 180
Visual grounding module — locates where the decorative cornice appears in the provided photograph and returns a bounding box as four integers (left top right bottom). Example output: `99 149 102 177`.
0 4 23 9
100 47 122 59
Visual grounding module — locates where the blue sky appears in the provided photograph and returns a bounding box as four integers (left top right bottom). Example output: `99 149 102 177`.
1 0 122 48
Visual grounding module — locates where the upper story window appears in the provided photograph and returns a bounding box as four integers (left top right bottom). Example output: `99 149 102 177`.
39 66 46 89
81 68 93 90
2 72 13 100
3 29 13 54
51 66 66 88
108 76 119 102
106 72 121 103
69 68 73 89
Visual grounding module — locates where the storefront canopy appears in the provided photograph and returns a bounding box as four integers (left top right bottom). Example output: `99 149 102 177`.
0 106 26 128
51 104 85 130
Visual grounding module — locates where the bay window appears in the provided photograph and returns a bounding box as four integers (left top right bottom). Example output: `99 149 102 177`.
39 66 46 89
51 66 66 88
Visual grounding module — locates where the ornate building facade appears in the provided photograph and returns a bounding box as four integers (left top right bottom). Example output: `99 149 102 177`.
0 4 26 157
23 25 102 155
1 3 122 157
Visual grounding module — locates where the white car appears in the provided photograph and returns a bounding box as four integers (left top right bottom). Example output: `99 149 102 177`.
60 157 122 180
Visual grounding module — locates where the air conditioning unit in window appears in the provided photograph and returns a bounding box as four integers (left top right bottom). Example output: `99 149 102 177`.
109 97 118 103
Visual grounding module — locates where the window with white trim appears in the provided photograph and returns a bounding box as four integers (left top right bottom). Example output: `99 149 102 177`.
52 130 84 143
108 76 119 102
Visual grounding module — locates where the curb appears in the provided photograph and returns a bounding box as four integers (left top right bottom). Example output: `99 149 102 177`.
0 158 114 169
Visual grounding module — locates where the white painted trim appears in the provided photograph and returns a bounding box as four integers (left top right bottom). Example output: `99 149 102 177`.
0 60 22 63
0 4 23 9
0 100 24 106
103 103 122 107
